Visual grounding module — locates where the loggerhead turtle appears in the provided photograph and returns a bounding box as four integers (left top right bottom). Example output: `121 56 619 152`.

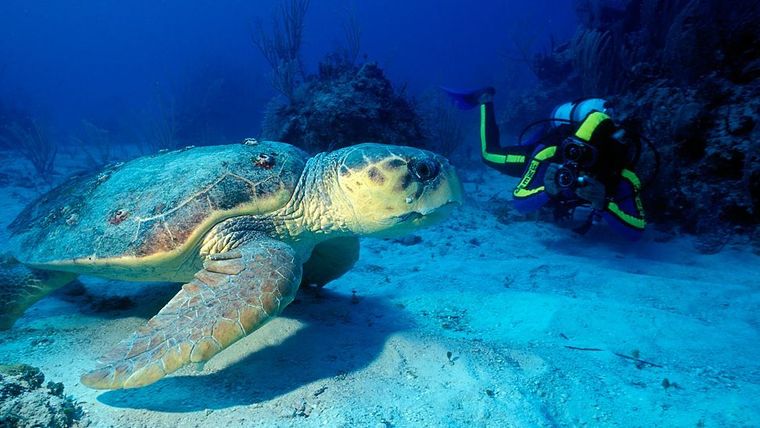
0 140 462 389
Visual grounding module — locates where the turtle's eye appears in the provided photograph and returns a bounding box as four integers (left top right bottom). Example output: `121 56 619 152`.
409 158 439 182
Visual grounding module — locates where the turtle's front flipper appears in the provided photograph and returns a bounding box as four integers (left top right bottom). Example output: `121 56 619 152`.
80 238 301 390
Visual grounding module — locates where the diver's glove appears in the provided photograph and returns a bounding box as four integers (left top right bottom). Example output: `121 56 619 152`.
576 176 607 210
543 163 561 196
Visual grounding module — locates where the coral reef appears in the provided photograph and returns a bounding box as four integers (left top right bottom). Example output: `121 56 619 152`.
261 57 425 153
71 120 114 169
0 77 56 178
500 0 760 246
0 364 85 427
126 66 265 155
251 0 311 103
417 90 467 158
0 115 57 180
255 0 440 155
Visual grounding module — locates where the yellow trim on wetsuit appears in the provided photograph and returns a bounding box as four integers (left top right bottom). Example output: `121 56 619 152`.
513 146 556 198
621 168 641 189
607 202 646 229
480 104 526 165
606 169 646 229
574 111 610 142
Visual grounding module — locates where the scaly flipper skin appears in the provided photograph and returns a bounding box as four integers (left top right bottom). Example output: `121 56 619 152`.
0 256 77 329
80 238 301 389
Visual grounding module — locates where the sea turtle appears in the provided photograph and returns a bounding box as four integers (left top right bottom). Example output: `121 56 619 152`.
0 140 462 390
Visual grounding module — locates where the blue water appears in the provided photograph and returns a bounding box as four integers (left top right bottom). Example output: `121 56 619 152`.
1 1 759 427
0 0 574 137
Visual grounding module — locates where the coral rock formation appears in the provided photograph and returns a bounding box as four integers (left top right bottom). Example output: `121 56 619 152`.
262 58 424 153
0 364 84 427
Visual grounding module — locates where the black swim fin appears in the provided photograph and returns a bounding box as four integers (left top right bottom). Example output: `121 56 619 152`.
440 86 495 110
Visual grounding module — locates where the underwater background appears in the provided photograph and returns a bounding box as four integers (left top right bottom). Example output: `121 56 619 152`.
0 0 758 426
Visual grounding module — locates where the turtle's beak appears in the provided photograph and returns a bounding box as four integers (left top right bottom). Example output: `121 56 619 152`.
394 159 463 228
400 201 459 228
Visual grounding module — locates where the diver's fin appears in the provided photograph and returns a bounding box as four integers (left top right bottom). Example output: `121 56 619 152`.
440 86 495 110
80 238 302 390
0 256 77 329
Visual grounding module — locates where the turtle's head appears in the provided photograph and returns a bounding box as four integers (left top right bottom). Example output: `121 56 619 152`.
327 143 463 237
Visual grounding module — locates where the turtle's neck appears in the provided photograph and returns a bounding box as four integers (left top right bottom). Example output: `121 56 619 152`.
200 153 356 262
274 152 355 244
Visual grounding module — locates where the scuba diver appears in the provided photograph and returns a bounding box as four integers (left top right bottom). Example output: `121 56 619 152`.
445 87 649 240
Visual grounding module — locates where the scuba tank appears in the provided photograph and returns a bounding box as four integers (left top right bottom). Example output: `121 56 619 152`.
518 98 612 144
550 98 611 127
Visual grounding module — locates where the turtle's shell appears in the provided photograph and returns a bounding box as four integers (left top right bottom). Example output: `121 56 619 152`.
9 142 308 274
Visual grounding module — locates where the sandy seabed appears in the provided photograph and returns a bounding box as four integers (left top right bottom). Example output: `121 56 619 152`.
0 153 758 427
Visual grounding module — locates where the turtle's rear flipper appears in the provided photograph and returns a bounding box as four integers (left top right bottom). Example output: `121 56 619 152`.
80 238 302 390
0 256 77 329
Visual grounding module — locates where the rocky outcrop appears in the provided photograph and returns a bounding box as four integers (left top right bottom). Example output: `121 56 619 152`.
0 364 85 427
261 57 424 153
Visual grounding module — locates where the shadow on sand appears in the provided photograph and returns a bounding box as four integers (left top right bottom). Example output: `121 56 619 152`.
538 225 680 263
94 288 412 412
56 279 182 321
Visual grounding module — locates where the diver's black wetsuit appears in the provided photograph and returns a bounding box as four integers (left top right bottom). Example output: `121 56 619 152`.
479 102 534 176
479 101 647 240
